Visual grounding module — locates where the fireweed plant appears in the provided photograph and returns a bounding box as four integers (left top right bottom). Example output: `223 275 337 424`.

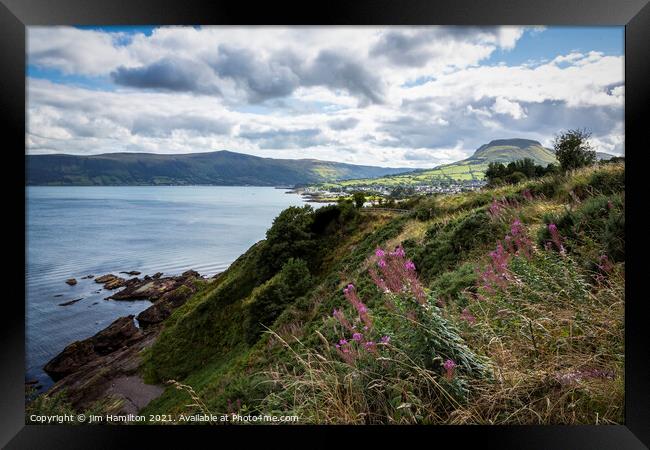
453 196 624 424
263 245 491 424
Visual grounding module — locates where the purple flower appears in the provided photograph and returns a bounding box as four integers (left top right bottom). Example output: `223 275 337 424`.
375 248 386 258
364 341 375 350
392 246 406 258
352 332 363 342
339 339 348 346
460 308 476 324
380 335 391 344
443 359 457 379
548 223 565 254
404 260 416 271
378 259 387 268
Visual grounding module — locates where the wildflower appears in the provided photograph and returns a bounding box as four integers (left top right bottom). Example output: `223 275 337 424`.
339 339 348 346
598 254 613 273
443 359 457 380
548 223 565 255
364 341 376 351
522 189 533 201
375 248 386 258
391 246 406 258
352 332 363 342
404 260 416 271
378 259 387 268
460 308 476 324
380 335 390 344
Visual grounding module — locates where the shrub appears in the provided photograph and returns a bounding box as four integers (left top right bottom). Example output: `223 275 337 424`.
245 258 312 344
537 194 624 262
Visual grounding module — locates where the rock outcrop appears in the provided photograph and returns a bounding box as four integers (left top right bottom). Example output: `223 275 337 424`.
65 278 77 286
44 315 142 381
107 270 201 301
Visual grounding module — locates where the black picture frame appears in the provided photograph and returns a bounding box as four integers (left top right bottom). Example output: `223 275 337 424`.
2 0 648 447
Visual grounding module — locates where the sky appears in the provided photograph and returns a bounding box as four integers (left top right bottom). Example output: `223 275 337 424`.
26 26 624 168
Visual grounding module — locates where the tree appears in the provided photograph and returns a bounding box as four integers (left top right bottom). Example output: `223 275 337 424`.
352 191 366 208
262 205 315 271
553 129 596 171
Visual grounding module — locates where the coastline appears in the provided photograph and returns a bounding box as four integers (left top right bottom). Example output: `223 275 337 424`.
32 268 217 415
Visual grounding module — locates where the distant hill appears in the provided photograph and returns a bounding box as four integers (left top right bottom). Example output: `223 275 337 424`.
467 138 557 166
26 151 412 186
317 138 558 188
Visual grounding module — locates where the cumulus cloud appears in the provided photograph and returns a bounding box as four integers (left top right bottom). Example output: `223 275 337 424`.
26 26 625 166
238 127 333 149
328 117 360 130
112 57 221 95
492 97 527 119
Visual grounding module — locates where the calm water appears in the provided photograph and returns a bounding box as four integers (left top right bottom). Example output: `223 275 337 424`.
26 186 308 390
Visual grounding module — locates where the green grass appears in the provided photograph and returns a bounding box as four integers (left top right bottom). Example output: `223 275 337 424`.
55 163 625 425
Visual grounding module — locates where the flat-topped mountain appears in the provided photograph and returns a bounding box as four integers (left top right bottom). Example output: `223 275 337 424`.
466 138 557 166
26 150 411 186
315 138 560 188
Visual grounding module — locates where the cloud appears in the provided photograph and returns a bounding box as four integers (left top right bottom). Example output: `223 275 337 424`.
26 27 625 166
492 97 527 119
370 26 525 68
111 57 221 95
238 127 333 149
210 45 301 102
328 117 360 130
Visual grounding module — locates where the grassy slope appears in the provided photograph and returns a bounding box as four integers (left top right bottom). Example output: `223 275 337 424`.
140 163 624 424
317 142 557 189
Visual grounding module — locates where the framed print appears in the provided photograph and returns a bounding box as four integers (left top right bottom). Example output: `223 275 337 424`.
1 0 648 447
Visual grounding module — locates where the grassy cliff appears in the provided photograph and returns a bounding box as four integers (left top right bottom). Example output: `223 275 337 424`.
134 162 624 425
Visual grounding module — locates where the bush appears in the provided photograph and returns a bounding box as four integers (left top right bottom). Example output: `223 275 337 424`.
431 263 477 305
261 205 316 271
245 258 313 345
537 194 624 262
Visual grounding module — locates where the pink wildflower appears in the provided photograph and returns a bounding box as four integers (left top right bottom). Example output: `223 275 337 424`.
460 308 476 324
443 359 457 380
352 332 363 342
404 260 416 271
375 248 386 258
548 223 565 255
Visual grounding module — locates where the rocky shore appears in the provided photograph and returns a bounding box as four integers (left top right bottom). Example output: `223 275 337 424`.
41 268 212 414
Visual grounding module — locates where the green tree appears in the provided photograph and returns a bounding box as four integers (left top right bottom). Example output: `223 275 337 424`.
261 205 315 271
352 191 366 208
553 129 596 171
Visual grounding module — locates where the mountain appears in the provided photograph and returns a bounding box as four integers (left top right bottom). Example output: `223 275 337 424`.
467 138 557 166
317 138 558 188
26 150 411 186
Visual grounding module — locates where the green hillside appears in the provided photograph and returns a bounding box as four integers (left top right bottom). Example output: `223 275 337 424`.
318 138 558 188
29 159 624 425
26 151 411 186
132 163 622 424
25 162 623 425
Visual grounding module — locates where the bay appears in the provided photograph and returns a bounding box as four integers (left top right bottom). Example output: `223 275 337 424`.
26 186 308 390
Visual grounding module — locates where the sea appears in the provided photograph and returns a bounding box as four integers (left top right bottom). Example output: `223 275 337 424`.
26 186 309 391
